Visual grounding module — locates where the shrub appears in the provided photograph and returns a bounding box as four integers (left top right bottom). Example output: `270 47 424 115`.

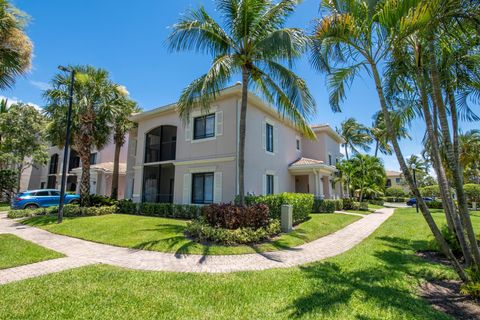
385 186 407 198
426 200 443 209
464 184 480 203
419 185 441 198
7 206 58 219
312 199 337 213
202 203 269 229
85 194 117 207
239 193 314 224
334 199 343 211
342 198 360 210
62 204 116 217
120 202 200 219
117 199 138 214
368 199 384 206
359 202 369 211
461 268 480 299
383 196 408 203
186 218 281 245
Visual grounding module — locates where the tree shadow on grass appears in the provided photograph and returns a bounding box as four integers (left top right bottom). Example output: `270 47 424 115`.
286 236 453 319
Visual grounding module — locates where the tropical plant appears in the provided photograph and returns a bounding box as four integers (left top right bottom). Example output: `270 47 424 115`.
0 103 48 191
349 154 386 201
43 66 118 206
336 118 371 159
311 0 470 280
371 111 410 157
0 0 32 89
110 86 139 199
335 159 354 198
168 0 316 205
459 130 480 184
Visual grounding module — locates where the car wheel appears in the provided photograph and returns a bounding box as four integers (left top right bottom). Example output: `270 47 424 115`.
24 204 38 210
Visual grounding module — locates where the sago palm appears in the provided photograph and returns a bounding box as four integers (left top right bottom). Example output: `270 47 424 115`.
168 0 316 205
44 65 117 205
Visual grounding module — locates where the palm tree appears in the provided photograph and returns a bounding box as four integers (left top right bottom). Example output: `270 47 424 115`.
311 0 468 280
168 0 316 205
349 154 386 202
0 0 32 89
110 86 139 199
371 111 410 157
459 130 480 184
336 159 354 198
337 118 372 159
44 66 117 206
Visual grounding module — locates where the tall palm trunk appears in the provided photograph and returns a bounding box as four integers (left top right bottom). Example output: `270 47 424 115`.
79 146 91 207
370 60 468 281
111 138 122 200
417 68 472 265
238 67 249 206
428 40 480 266
374 140 379 157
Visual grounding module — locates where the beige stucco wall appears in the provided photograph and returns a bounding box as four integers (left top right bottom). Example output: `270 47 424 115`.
302 132 342 166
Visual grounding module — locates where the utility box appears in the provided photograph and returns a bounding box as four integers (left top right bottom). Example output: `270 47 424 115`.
281 205 293 233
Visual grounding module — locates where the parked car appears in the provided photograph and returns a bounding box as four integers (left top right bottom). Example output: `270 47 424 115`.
11 189 80 210
406 197 433 206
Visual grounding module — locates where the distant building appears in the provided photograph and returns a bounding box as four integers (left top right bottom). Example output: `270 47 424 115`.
386 170 409 192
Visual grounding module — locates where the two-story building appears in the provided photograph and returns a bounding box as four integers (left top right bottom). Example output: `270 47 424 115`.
20 139 128 199
125 84 344 204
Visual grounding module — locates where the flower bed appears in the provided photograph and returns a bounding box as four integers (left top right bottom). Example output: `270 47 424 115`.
186 203 281 245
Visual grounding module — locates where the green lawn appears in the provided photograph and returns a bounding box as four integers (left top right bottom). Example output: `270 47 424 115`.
342 204 384 215
0 234 63 269
0 203 10 212
0 208 467 319
21 213 360 255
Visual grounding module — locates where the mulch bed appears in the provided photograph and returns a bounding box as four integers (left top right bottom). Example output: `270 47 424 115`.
417 250 480 320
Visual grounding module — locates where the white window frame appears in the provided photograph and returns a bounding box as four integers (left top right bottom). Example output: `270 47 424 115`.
263 117 277 155
185 106 223 143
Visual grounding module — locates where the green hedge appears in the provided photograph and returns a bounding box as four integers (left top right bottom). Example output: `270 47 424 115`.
385 186 407 198
368 199 384 206
116 200 200 219
186 218 281 245
359 202 369 211
7 205 114 218
383 197 409 203
342 198 360 210
426 200 443 209
240 193 314 225
312 199 342 213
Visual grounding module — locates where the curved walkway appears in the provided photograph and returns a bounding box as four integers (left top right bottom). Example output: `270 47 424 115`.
0 208 394 284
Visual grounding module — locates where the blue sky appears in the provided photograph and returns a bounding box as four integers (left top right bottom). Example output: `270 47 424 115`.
3 0 478 171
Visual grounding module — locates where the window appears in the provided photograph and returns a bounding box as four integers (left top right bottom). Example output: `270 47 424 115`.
266 174 274 195
395 178 402 184
193 114 215 140
296 139 300 151
266 123 274 152
329 154 332 166
145 126 177 162
191 172 214 204
49 154 58 174
35 191 50 196
90 153 97 165
50 191 60 196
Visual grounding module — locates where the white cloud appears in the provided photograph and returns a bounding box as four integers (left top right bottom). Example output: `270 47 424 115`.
0 95 42 111
29 80 51 91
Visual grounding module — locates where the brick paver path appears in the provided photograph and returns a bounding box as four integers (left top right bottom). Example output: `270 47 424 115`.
0 208 393 284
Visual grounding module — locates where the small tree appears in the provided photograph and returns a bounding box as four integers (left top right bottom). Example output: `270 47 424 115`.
0 103 48 191
385 186 406 198
464 184 480 211
0 168 16 201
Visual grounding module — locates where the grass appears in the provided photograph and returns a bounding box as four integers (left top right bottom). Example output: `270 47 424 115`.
0 234 63 269
0 203 10 212
0 208 468 319
342 203 384 215
21 213 360 255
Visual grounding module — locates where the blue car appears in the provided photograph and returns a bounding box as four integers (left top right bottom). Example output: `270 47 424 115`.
11 189 80 210
406 197 433 206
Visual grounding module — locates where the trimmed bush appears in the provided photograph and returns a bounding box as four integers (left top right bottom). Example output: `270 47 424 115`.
385 186 407 198
62 204 116 217
383 196 408 203
368 199 384 206
426 200 443 209
202 203 269 229
85 194 117 207
186 218 281 245
240 193 314 224
7 206 58 219
359 202 369 211
419 185 441 198
118 202 200 219
334 199 343 211
342 198 360 210
464 184 480 203
312 199 337 213
117 199 138 214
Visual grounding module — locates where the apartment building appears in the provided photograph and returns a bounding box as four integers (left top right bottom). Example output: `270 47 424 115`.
125 84 344 204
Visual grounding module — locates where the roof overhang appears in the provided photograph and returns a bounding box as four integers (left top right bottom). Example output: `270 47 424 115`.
311 124 345 144
288 163 337 175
